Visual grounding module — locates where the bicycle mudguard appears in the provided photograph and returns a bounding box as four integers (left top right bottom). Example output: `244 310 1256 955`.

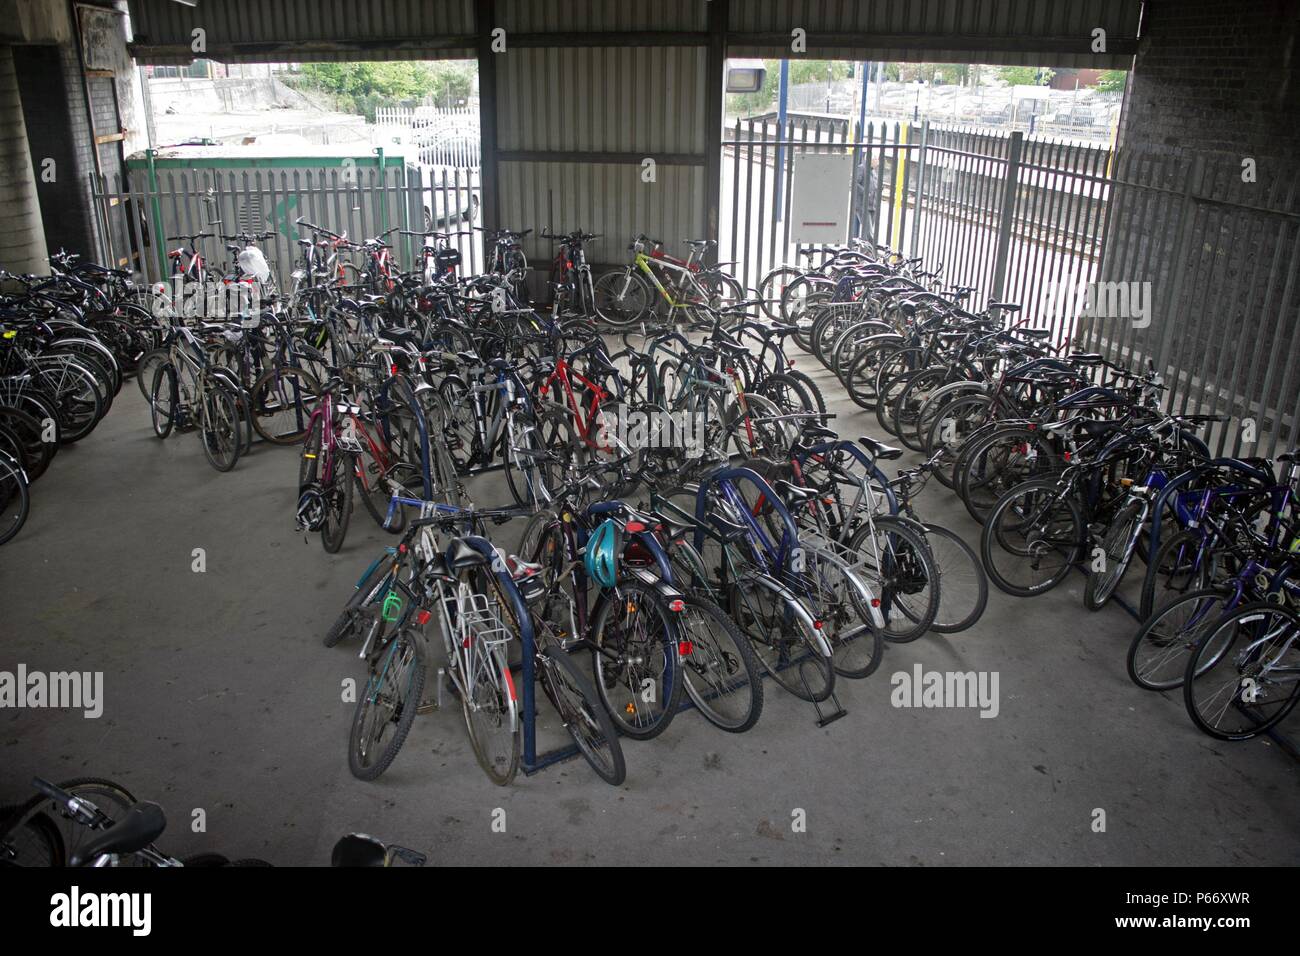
744 572 836 658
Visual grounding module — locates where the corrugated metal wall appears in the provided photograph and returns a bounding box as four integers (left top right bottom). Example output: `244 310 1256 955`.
728 0 1141 68
497 0 706 33
128 0 476 63
495 44 709 266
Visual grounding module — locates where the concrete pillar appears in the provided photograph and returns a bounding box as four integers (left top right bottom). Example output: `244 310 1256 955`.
0 44 49 275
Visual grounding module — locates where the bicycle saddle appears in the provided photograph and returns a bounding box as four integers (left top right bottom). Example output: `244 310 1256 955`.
858 436 904 461
444 537 490 572
69 801 167 866
706 511 750 543
774 479 819 505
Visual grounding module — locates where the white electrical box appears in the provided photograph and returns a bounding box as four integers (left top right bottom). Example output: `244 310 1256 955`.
790 153 853 244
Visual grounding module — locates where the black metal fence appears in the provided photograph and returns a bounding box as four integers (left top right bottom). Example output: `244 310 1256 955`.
722 115 1298 456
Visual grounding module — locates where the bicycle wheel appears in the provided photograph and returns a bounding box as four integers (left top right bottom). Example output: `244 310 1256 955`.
1183 602 1300 740
199 385 242 472
676 595 764 733
502 420 551 508
593 269 651 326
1138 528 1216 621
0 803 64 866
919 522 989 634
590 579 685 740
794 547 884 677
148 364 178 442
847 515 939 642
249 366 321 444
1127 588 1233 691
757 266 802 321
728 575 835 702
348 628 427 780
538 645 625 786
1083 500 1146 611
959 428 1061 525
0 454 31 546
891 367 949 452
1 778 138 868
922 393 994 489
457 568 521 786
136 346 169 401
320 450 356 554
981 478 1083 597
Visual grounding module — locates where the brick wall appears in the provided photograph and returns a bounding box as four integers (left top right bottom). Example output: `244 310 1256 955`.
1122 0 1300 166
13 43 99 258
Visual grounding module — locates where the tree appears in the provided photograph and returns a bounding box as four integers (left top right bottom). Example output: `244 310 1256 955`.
995 66 1055 87
1095 69 1127 93
296 61 476 119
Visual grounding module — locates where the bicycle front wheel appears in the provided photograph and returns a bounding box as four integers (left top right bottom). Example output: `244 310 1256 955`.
677 595 764 732
348 629 427 781
538 646 626 786
199 384 242 472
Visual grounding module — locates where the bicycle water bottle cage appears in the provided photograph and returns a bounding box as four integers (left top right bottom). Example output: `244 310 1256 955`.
381 591 403 622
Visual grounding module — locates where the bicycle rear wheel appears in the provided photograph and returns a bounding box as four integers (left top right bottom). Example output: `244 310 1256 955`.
590 579 685 740
981 478 1083 597
729 575 834 702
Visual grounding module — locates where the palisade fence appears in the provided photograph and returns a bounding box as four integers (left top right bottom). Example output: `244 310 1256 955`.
89 117 1295 458
1077 151 1300 458
723 115 1297 456
374 106 481 168
88 164 483 293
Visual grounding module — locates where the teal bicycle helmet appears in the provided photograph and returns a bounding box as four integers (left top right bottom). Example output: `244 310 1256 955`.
584 519 620 588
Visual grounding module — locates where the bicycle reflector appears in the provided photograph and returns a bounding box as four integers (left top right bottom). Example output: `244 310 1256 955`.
381 591 403 622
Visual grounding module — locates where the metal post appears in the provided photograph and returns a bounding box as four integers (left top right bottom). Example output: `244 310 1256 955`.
145 148 167 278
1153 154 1205 378
774 60 789 222
909 119 930 258
704 0 727 243
475 0 500 234
990 130 1023 302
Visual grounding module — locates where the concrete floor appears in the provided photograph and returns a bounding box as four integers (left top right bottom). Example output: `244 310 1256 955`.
2 356 1296 866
